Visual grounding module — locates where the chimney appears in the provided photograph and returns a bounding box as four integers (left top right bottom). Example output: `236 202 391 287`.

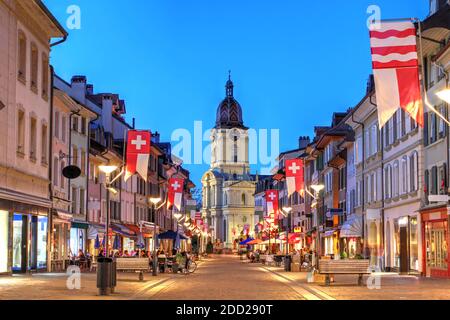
299 136 310 149
101 94 113 133
71 75 87 104
366 74 375 94
152 131 160 143
86 84 94 95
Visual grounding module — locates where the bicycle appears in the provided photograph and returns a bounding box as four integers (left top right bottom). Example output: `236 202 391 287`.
182 259 197 274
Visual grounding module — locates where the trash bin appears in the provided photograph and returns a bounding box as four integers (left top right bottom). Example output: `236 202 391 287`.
97 257 113 295
110 259 117 293
284 255 292 272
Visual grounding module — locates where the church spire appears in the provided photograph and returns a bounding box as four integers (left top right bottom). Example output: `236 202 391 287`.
226 70 234 97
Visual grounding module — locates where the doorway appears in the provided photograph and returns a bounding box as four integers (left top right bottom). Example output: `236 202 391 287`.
12 214 27 273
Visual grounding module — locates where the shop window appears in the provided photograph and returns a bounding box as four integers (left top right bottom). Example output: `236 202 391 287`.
0 211 8 273
426 220 448 269
18 31 26 82
410 217 419 271
30 43 38 93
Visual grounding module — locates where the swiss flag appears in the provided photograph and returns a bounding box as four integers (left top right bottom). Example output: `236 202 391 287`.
265 190 279 223
285 159 304 197
124 130 151 182
167 178 184 211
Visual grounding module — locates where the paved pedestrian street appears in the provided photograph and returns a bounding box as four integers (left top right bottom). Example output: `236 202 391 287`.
2 255 450 300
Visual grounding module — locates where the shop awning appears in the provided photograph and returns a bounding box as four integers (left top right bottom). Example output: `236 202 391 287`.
323 229 337 237
158 230 188 240
87 224 106 240
239 238 254 245
340 215 363 238
71 221 89 230
111 224 136 238
125 224 153 238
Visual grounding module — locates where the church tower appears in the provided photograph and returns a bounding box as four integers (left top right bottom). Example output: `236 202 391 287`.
201 73 255 249
210 73 250 175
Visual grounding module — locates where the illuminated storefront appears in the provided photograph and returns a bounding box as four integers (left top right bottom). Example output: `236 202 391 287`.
0 211 9 274
421 207 450 278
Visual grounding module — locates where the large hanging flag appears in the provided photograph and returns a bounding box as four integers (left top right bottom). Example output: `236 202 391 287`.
285 159 304 197
167 178 184 211
265 190 279 222
124 130 151 182
369 20 423 128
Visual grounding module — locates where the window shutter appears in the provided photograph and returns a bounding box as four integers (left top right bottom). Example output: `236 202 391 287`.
432 166 438 195
423 112 429 146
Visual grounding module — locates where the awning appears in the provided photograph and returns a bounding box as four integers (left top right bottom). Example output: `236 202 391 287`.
71 221 89 230
125 224 153 238
111 224 136 238
87 224 106 240
158 230 188 240
340 215 363 238
322 229 337 237
239 238 254 245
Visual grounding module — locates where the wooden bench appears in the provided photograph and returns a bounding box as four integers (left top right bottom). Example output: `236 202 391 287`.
116 258 150 281
318 259 371 286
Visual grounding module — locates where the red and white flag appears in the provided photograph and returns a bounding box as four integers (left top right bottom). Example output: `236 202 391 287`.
285 159 304 197
369 21 423 128
167 178 184 211
265 190 279 222
124 130 151 182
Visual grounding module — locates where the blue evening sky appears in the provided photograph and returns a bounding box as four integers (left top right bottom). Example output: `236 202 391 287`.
44 0 427 185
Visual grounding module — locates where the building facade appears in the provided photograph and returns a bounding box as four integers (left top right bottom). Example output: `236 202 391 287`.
0 0 66 274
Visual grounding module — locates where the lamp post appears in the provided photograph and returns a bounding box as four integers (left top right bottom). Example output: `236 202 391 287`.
310 184 324 269
282 206 293 255
98 165 119 258
149 196 162 276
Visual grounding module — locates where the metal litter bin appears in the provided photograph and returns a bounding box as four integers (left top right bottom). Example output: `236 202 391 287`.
284 255 292 272
97 257 113 295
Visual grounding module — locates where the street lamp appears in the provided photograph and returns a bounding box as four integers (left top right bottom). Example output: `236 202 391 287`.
309 183 324 270
174 212 183 221
149 195 162 276
436 88 450 104
98 165 118 258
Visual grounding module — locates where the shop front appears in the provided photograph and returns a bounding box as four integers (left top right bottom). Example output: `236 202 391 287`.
366 209 383 268
421 206 450 278
51 211 72 271
322 229 339 259
0 210 9 274
87 223 106 256
340 214 363 258
12 213 48 273
385 203 421 274
70 221 89 256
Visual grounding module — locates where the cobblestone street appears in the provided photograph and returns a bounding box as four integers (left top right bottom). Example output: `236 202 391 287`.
2 255 450 300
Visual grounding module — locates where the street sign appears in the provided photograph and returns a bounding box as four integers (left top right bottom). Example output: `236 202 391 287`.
428 195 450 203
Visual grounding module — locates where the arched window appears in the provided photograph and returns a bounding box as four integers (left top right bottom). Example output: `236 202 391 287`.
410 151 419 192
233 135 238 163
18 30 26 81
242 193 246 205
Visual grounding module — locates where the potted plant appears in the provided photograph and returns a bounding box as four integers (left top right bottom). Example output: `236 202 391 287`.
173 252 184 273
340 252 348 260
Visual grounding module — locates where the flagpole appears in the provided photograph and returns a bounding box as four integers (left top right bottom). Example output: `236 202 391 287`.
417 20 450 127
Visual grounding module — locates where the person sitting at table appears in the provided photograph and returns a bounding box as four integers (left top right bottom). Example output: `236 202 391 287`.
123 250 129 257
157 250 167 273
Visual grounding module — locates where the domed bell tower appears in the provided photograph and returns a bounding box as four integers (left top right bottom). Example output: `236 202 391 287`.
210 72 250 175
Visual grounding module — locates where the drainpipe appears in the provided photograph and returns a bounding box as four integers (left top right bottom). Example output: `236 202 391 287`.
351 111 366 257
48 65 55 272
369 94 385 270
85 112 100 232
48 32 67 272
